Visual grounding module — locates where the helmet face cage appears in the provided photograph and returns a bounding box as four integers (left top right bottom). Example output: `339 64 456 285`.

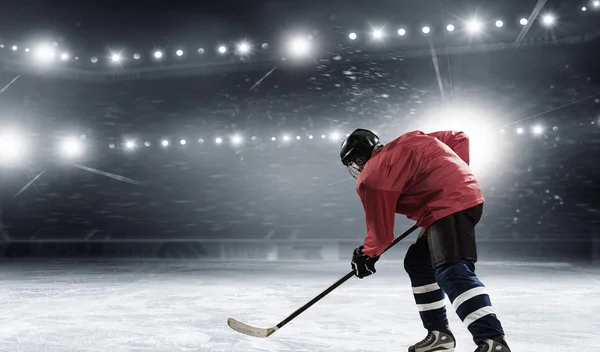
346 161 362 179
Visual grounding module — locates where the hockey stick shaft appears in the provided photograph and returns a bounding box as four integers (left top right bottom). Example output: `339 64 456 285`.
273 223 419 330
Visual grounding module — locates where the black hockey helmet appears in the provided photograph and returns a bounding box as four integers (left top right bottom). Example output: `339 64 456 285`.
340 129 382 179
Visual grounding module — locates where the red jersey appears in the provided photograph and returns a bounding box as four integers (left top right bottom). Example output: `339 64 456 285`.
356 130 484 257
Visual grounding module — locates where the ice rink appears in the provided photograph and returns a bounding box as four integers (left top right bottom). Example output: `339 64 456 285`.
0 260 598 351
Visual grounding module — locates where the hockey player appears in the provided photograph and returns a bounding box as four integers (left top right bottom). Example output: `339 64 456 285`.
340 129 511 352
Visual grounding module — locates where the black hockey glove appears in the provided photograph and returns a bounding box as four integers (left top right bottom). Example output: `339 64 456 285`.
351 245 380 279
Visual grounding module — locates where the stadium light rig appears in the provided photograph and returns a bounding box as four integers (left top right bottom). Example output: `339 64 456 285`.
0 131 24 165
466 19 483 33
231 135 243 145
237 42 251 55
60 137 84 159
542 14 555 26
34 44 56 63
372 29 384 40
287 37 310 58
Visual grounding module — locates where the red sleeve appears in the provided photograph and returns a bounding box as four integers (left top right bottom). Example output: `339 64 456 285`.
357 182 402 257
427 131 470 165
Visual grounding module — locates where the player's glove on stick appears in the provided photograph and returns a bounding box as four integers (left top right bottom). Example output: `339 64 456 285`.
351 245 380 278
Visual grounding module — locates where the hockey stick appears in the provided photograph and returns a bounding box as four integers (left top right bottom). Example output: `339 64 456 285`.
227 223 419 338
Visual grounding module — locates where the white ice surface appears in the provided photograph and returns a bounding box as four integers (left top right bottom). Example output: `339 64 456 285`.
0 260 598 351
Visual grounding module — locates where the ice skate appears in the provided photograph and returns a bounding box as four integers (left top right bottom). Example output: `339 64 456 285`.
474 335 511 352
408 328 456 352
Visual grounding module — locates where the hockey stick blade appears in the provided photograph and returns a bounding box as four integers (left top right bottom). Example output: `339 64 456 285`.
227 318 277 338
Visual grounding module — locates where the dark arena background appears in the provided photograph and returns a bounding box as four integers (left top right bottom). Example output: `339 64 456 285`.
0 0 599 351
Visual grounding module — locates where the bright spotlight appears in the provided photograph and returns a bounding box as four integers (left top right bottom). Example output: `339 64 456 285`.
215 137 223 144
308 135 314 139
60 137 83 158
321 134 326 139
25 48 30 52
125 141 135 149
237 42 250 54
349 32 357 40
594 1 600 8
111 53 121 62
231 135 243 145
218 46 227 54
11 45 17 51
372 29 384 39
446 24 455 32
419 108 501 174
397 28 406 36
582 6 587 11
288 37 310 57
0 131 23 164
198 48 205 55
60 52 69 60
282 135 290 142
495 20 504 28
161 140 169 147
180 139 186 145
271 137 276 141
296 136 301 140
516 127 524 134
176 49 184 56
34 45 56 62
133 53 140 60
542 14 555 26
330 132 341 141
422 26 431 34
466 19 483 33
520 18 528 26
532 125 544 135
154 51 163 59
